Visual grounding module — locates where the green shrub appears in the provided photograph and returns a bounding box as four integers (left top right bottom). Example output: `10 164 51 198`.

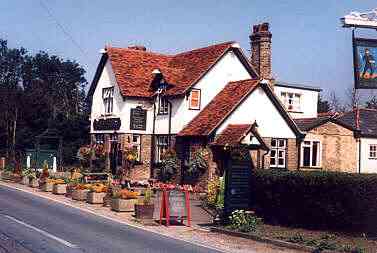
228 210 261 233
250 169 377 234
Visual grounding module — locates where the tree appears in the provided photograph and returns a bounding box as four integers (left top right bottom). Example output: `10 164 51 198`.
317 94 331 113
329 91 346 113
0 39 27 161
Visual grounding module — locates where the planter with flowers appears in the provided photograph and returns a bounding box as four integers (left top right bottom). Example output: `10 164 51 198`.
21 168 32 185
111 189 139 212
135 187 154 220
72 184 91 201
52 179 67 195
28 172 39 188
87 183 108 204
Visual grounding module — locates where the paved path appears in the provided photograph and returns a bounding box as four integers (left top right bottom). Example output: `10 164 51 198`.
0 185 224 253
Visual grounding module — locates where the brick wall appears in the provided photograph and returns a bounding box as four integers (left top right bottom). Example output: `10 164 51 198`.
250 23 272 79
303 122 357 173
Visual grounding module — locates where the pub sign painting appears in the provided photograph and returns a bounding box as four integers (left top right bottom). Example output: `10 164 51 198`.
354 37 377 89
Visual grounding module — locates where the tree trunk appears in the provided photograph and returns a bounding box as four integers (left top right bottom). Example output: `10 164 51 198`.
11 107 17 161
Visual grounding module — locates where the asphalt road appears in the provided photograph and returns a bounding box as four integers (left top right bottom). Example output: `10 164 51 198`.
0 185 223 253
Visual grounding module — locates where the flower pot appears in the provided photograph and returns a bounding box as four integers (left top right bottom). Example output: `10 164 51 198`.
72 189 89 201
135 204 154 220
111 198 137 212
41 182 53 192
103 194 112 207
29 178 39 188
53 184 67 195
87 192 106 204
21 176 29 185
65 185 74 197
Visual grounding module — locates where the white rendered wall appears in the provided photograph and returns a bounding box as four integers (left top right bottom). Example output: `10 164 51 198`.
90 59 154 134
274 86 319 119
215 86 296 139
359 138 377 173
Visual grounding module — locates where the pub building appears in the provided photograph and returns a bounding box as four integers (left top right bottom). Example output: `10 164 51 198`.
87 23 322 187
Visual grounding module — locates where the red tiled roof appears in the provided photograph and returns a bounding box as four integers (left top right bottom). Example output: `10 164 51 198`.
212 124 252 146
178 79 259 136
106 41 236 97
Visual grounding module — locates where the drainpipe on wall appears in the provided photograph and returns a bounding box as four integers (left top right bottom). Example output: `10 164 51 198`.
358 137 362 174
150 100 156 178
167 100 172 146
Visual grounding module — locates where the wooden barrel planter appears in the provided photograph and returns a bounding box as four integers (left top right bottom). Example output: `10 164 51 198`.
21 176 29 185
111 198 137 212
52 184 67 195
41 182 54 192
87 192 106 204
29 178 39 188
135 204 154 219
72 189 89 201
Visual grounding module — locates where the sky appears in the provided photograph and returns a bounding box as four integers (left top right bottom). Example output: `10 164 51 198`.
1 0 377 101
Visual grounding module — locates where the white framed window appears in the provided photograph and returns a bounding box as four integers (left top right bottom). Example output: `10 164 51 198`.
188 89 201 110
131 135 141 162
156 135 169 162
301 140 321 168
369 144 377 159
158 96 169 115
103 87 114 114
281 92 301 112
270 139 286 168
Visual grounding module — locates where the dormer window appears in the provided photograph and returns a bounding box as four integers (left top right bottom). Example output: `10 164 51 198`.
158 96 169 115
103 87 114 114
188 89 201 110
281 92 301 112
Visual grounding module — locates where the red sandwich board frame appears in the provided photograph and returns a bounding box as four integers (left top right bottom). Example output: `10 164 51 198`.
159 189 191 227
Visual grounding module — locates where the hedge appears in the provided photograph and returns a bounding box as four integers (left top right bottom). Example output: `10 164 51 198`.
250 169 377 233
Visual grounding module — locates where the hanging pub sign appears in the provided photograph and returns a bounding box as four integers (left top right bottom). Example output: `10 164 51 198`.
130 106 147 130
353 37 377 89
93 118 121 131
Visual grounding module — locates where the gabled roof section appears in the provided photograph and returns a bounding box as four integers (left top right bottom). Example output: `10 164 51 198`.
337 108 377 137
88 41 258 99
294 116 333 132
178 79 259 137
211 123 268 149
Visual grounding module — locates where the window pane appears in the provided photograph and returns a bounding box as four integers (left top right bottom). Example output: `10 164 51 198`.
270 158 276 166
190 90 200 109
270 150 276 158
303 146 311 166
278 150 284 158
278 139 285 147
278 158 284 166
312 142 318 166
271 139 277 147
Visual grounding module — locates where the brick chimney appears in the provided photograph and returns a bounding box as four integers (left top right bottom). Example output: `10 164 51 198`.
250 23 272 79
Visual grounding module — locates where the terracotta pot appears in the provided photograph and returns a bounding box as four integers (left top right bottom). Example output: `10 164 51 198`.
41 182 53 192
72 189 89 201
53 184 67 195
29 178 39 188
87 192 106 204
135 204 154 219
111 198 137 212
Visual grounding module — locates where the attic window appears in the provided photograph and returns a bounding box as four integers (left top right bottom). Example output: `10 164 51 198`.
281 92 301 112
103 87 114 114
158 96 169 115
188 89 201 110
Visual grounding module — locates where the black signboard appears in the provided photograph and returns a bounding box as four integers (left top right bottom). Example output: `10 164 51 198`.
130 106 147 130
93 118 121 131
353 37 377 89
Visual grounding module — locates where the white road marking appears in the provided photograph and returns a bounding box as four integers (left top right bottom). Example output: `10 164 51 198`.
3 215 79 249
